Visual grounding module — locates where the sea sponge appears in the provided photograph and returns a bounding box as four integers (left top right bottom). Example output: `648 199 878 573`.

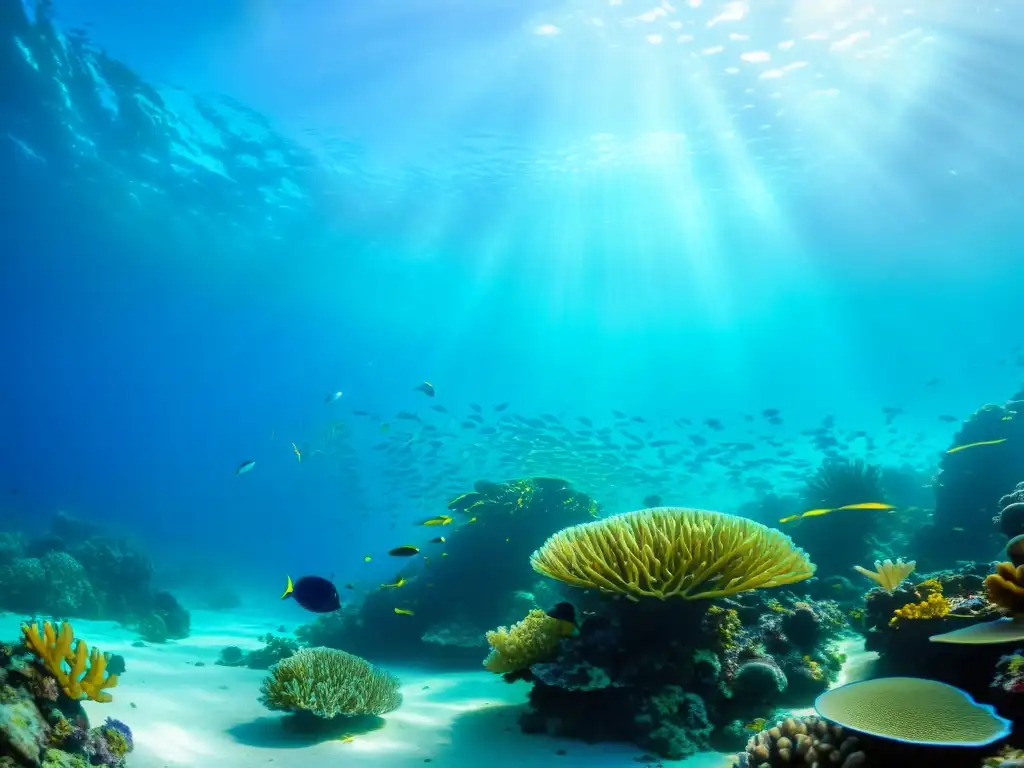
530 507 815 601
986 561 1024 615
21 621 119 703
483 609 569 673
852 558 915 594
889 592 949 626
259 647 402 719
737 715 864 768
814 677 1012 746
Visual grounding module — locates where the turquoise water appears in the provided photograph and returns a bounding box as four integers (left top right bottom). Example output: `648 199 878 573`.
2 1 1024 765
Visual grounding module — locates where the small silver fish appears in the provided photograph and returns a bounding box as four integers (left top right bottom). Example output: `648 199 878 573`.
236 460 256 475
324 391 343 403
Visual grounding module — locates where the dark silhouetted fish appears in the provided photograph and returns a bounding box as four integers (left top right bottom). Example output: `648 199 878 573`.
281 575 341 613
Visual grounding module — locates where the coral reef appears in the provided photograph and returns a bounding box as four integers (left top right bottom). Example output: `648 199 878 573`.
0 625 132 767
0 512 190 639
216 634 299 670
495 520 847 761
259 647 402 720
914 399 1024 567
293 477 595 664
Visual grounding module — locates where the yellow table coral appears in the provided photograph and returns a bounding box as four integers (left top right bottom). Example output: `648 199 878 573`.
21 620 119 703
530 507 815 601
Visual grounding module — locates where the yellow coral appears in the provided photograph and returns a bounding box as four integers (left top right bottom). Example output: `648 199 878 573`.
483 609 570 674
916 578 943 598
802 655 824 681
986 562 1024 615
21 621 118 703
890 593 950 626
530 507 815 601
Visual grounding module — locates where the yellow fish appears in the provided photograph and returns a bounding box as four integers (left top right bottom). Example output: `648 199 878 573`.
946 438 1007 454
340 736 354 744
364 555 372 563
382 577 406 589
422 515 453 526
744 718 768 733
291 442 302 462
779 502 895 524
394 607 415 616
467 516 478 524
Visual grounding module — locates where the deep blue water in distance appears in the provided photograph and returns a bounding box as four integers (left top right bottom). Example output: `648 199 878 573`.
1 0 1023 601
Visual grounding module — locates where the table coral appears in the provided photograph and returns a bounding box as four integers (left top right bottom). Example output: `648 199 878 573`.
530 507 815 600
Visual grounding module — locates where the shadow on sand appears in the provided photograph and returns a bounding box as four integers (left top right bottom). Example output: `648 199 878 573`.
227 712 386 748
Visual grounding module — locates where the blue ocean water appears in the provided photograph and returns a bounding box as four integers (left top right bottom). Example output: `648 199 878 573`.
3 0 1024 764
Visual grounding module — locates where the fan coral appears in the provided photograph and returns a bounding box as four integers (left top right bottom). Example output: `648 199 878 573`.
21 621 119 702
530 507 815 601
483 609 570 674
853 558 915 594
736 715 865 768
259 647 402 719
889 593 949 626
814 677 1012 746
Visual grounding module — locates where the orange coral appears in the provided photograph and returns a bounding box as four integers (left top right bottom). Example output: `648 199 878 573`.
985 562 1024 615
21 620 119 703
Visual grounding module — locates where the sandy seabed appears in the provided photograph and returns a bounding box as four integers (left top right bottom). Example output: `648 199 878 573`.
1 610 743 768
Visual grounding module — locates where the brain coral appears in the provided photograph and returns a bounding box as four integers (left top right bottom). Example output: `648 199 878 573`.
259 647 402 719
814 677 1011 747
530 507 815 601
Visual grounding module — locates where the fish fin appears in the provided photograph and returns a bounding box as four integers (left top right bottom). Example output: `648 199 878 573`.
281 575 294 600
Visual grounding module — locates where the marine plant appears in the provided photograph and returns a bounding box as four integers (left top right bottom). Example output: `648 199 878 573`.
20 621 119 703
483 608 571 674
259 647 402 719
530 507 815 600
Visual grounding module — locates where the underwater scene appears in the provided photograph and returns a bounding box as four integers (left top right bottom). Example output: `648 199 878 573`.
2 0 1024 766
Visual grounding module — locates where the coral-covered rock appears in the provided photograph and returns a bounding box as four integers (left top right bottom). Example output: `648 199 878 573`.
634 687 712 760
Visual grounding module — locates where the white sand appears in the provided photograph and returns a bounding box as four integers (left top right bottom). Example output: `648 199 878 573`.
2 610 732 767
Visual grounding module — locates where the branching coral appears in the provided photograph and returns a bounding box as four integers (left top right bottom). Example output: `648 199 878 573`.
259 647 402 719
889 592 950 626
483 609 570 673
853 558 915 594
530 507 815 601
21 621 118 702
